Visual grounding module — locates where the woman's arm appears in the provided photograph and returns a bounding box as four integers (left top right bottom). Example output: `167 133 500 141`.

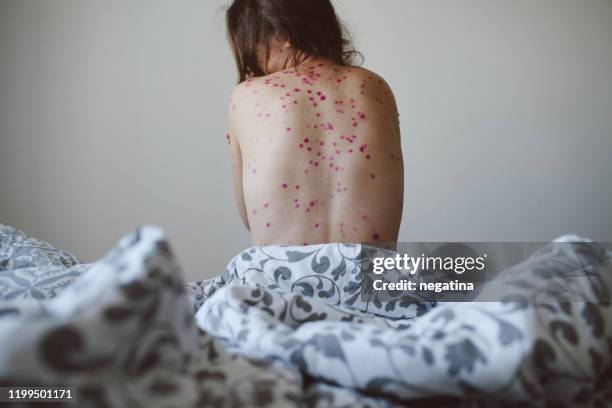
227 131 250 231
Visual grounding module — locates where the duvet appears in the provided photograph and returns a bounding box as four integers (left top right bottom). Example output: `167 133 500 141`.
0 224 611 407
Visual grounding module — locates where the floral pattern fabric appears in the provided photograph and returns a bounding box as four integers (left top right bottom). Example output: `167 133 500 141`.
1 224 611 407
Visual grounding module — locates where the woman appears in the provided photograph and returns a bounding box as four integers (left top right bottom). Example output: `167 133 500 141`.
226 0 403 246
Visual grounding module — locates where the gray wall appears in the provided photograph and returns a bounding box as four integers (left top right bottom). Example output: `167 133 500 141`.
1 0 611 282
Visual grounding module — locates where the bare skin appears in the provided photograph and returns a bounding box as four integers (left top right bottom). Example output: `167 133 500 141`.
227 58 403 246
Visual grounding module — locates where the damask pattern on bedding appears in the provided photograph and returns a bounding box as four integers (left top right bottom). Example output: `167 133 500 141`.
1 224 611 407
193 241 612 406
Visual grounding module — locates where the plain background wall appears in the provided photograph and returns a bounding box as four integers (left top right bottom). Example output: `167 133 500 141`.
1 0 611 282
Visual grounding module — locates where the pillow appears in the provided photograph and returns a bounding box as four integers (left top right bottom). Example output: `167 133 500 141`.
0 224 80 271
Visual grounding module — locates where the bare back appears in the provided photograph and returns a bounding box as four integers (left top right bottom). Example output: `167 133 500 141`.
228 60 403 245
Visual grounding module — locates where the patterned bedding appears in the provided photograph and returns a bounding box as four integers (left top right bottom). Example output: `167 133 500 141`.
0 224 611 407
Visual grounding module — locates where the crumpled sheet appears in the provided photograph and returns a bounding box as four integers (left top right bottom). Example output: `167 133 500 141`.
191 240 612 406
1 224 611 407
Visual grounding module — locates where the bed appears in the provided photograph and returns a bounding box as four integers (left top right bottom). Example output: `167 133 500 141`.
1 224 611 407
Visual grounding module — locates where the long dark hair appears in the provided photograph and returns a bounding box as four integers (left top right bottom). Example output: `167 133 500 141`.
226 0 360 82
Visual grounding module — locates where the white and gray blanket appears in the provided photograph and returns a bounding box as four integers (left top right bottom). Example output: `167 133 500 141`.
1 224 611 407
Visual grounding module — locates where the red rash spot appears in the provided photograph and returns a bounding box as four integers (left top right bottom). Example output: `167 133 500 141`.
286 128 292 132
282 183 288 189
266 223 271 228
294 88 301 92
304 138 310 143
314 223 320 228
309 201 315 207
264 203 269 208
299 144 304 149
362 215 368 220
295 185 300 190
359 144 368 152
320 96 327 101
372 233 380 241
320 141 325 146
348 149 353 153
366 155 371 160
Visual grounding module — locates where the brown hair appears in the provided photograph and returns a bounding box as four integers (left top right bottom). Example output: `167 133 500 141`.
226 0 360 82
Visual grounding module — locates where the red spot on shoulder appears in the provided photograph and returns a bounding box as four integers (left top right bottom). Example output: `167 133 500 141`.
372 233 380 241
282 183 288 189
